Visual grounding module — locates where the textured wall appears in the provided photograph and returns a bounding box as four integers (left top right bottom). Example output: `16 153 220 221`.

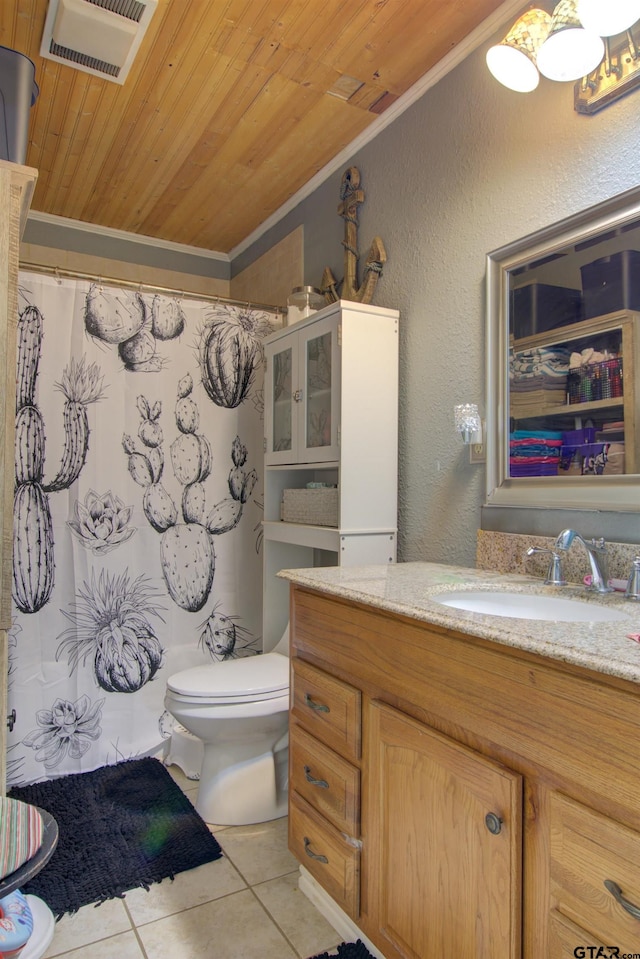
240 34 640 567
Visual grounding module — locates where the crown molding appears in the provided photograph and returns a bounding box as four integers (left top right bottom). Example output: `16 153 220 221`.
25 210 231 263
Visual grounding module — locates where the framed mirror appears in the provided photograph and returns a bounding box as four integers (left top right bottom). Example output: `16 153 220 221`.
486 184 640 513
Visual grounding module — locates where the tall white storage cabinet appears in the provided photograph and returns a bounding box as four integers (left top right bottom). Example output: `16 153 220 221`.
262 300 399 649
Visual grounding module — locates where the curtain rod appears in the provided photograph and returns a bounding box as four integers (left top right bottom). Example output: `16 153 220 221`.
19 261 286 315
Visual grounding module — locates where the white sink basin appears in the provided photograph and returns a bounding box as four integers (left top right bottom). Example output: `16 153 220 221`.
434 590 629 623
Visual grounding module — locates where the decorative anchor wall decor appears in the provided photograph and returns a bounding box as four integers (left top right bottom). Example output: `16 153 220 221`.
320 167 387 305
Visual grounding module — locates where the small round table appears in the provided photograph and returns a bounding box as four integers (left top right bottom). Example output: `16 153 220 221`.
0 808 58 959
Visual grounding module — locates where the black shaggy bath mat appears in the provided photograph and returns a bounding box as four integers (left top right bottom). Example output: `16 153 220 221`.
307 942 376 959
8 756 222 917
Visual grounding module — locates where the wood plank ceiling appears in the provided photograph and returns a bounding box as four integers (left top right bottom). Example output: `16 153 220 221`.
2 0 509 253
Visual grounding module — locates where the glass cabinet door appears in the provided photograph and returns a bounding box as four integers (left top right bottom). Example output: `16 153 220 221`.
270 344 293 457
265 314 340 465
304 330 332 452
299 317 339 462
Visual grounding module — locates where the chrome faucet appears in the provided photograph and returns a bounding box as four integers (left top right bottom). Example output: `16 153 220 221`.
554 529 614 593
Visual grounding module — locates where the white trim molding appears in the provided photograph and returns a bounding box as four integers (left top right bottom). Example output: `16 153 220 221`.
297 867 388 959
26 210 231 263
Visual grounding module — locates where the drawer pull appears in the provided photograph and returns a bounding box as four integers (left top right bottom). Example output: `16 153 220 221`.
304 693 330 713
485 812 503 835
304 837 328 863
6 709 16 733
304 765 329 789
604 879 640 920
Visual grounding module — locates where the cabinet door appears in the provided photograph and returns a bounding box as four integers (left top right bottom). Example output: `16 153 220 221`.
265 339 295 464
368 701 522 959
264 314 341 466
297 314 340 463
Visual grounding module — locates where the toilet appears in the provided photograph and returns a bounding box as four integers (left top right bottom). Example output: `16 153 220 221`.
164 629 290 826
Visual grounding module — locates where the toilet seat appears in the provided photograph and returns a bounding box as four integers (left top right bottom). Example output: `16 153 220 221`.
166 652 289 704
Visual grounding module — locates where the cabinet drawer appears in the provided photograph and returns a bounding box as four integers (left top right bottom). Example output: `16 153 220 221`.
550 791 640 949
548 911 609 959
291 658 361 761
290 722 360 836
289 791 360 918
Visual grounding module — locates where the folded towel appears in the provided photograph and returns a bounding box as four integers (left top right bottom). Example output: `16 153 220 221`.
511 429 563 440
510 440 563 453
510 454 561 464
570 348 615 368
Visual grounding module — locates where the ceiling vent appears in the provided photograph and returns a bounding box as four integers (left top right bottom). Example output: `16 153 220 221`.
40 0 158 84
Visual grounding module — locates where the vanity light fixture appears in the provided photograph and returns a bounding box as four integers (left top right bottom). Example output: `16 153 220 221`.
536 0 605 81
486 9 552 92
487 0 640 112
454 403 482 445
576 0 640 37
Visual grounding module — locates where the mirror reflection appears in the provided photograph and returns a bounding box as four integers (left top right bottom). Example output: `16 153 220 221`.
507 219 640 481
486 186 640 514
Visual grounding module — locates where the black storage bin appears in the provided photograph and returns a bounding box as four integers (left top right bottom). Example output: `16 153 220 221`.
0 45 38 164
581 250 640 319
510 282 582 339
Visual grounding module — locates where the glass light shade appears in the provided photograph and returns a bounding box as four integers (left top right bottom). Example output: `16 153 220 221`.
486 9 552 92
537 0 605 81
577 0 640 36
454 404 481 444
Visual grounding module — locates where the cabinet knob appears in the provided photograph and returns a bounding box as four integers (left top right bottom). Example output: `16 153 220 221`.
485 812 503 835
293 389 304 403
6 709 16 732
304 837 328 863
604 879 640 920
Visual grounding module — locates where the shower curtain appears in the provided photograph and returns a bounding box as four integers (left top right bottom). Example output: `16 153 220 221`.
8 271 278 787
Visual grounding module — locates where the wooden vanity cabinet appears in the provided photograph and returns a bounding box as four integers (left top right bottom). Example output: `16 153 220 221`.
368 700 522 959
288 584 640 959
289 658 362 917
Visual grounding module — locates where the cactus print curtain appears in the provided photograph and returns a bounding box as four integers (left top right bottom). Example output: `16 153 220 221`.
8 271 278 787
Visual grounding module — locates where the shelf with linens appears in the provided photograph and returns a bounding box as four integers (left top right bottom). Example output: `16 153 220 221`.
509 309 640 476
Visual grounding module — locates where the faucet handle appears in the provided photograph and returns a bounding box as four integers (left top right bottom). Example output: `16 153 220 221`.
526 546 567 586
625 556 640 601
589 536 607 551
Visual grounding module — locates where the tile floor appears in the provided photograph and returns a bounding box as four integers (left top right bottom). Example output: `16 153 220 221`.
41 767 344 959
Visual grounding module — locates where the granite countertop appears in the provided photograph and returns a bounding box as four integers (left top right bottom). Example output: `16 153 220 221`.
278 561 640 685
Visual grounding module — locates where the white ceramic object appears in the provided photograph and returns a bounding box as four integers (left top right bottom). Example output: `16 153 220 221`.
19 896 55 959
163 722 204 780
433 590 630 622
164 629 291 825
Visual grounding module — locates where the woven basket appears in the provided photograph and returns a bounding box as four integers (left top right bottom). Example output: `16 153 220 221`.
282 488 338 527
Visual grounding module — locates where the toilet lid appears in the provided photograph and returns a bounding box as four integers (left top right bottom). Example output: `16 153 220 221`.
167 652 289 699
